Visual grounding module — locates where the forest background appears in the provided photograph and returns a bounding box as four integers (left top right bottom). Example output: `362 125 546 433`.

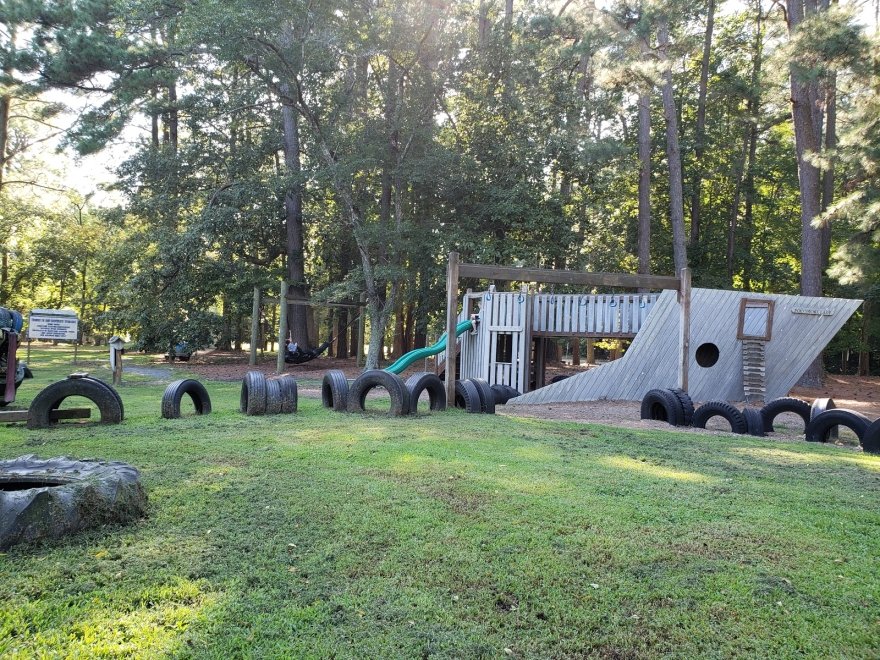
1 0 879 378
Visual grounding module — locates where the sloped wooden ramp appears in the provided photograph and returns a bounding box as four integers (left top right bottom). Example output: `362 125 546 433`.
509 288 861 405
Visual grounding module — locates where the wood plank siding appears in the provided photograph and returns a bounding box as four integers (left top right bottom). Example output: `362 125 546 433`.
509 288 861 404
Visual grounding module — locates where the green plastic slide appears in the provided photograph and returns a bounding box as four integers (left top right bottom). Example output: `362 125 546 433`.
384 319 474 375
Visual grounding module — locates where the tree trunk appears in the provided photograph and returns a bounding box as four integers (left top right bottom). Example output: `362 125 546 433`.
637 87 651 277
280 85 311 349
820 69 836 270
858 301 870 376
636 32 654 280
658 19 688 276
689 0 714 248
742 6 764 290
787 0 825 386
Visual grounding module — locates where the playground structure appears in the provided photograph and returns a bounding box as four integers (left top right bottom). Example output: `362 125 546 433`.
439 253 862 405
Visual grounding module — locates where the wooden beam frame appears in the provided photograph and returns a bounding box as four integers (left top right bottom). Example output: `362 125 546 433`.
457 263 681 291
444 252 686 404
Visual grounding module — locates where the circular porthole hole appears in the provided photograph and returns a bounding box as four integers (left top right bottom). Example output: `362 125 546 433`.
696 343 719 368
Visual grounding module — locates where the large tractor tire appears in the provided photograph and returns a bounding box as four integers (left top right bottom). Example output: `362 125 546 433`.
0 455 147 550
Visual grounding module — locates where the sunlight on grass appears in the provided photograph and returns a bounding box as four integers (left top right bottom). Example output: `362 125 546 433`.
732 446 880 472
601 455 715 483
0 578 216 659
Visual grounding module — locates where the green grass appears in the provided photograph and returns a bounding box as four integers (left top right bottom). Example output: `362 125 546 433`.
1 347 879 658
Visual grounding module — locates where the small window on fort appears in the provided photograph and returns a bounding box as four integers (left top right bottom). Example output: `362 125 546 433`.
738 299 775 341
495 333 513 363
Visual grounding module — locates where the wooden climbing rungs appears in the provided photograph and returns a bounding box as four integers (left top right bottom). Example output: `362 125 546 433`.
0 408 92 423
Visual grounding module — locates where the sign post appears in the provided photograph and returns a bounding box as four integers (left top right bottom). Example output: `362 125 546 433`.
27 309 80 363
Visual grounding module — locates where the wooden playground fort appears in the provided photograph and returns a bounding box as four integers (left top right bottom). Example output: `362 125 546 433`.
441 252 861 406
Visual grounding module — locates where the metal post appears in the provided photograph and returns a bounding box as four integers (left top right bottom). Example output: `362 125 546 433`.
276 281 289 374
444 252 460 407
250 286 260 366
678 267 692 391
357 293 366 368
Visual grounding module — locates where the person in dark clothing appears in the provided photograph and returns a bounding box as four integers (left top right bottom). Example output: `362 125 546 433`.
285 337 333 364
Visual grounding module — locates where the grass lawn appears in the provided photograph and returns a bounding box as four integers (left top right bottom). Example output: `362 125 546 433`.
1 346 878 658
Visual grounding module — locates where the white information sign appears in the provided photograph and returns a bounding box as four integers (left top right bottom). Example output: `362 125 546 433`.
28 309 79 341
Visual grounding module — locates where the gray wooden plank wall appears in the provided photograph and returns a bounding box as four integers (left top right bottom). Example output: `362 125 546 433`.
510 288 861 404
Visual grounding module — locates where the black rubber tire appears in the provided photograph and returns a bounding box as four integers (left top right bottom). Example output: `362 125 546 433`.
503 385 521 400
321 370 349 412
491 384 512 405
22 365 33 379
405 372 446 413
161 379 211 419
0 454 147 550
861 419 880 454
742 407 766 437
669 388 695 426
27 378 124 429
639 389 684 426
265 379 283 415
811 397 837 440
692 401 748 434
469 378 496 414
240 371 267 416
347 370 410 416
760 397 811 433
805 408 871 443
74 375 124 421
276 375 298 414
454 379 482 413
550 374 570 384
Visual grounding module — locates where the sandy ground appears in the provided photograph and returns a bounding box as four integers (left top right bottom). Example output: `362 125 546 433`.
164 350 879 446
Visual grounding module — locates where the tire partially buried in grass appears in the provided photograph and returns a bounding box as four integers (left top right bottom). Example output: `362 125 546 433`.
265 379 283 415
161 379 211 419
454 379 482 413
347 370 410 416
669 388 694 426
861 418 880 454
760 397 811 433
276 375 298 414
742 407 765 437
692 401 747 434
0 454 147 550
804 408 871 443
240 371 267 416
27 376 124 429
469 378 496 414
322 370 349 412
405 372 446 413
639 388 684 426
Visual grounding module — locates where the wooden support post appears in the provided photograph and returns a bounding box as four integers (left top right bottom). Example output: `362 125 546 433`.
276 281 289 374
112 349 123 386
522 285 533 393
357 293 366 368
678 267 692 391
250 286 260 366
445 252 460 407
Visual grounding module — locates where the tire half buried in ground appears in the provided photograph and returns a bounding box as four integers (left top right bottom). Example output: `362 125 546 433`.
0 455 147 550
405 372 446 413
27 377 124 429
347 370 410 416
322 370 349 412
692 401 748 434
161 379 211 419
